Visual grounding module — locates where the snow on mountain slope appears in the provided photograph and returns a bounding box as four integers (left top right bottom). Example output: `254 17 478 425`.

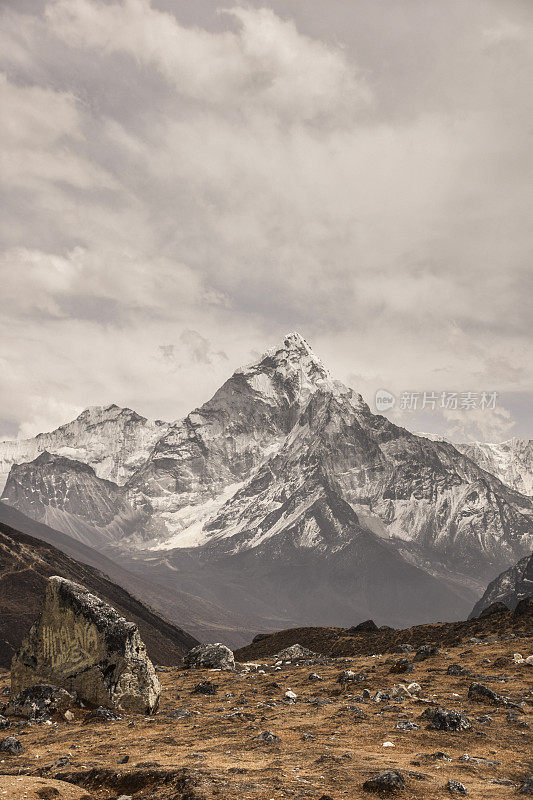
169 386 532 587
1 451 143 548
134 471 477 629
470 551 533 617
0 404 169 492
126 333 337 539
416 434 532 496
454 439 532 497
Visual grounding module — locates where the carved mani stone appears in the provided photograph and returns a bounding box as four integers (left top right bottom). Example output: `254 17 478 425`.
11 576 161 713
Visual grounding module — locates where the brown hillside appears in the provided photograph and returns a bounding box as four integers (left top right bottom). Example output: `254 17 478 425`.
0 520 199 667
235 608 533 661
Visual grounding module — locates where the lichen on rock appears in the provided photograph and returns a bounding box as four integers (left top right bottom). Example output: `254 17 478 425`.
11 576 160 713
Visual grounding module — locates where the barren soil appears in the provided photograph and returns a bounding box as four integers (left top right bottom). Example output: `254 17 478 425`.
0 629 532 799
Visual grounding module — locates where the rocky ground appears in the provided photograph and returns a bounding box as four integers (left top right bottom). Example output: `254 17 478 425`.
0 630 531 799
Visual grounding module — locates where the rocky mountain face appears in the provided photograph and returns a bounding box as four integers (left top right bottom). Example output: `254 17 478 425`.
470 552 533 618
453 439 532 497
126 333 335 541
1 333 532 631
0 516 199 669
0 404 168 492
1 451 141 548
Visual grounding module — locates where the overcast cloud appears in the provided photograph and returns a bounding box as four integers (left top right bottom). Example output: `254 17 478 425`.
1 0 531 441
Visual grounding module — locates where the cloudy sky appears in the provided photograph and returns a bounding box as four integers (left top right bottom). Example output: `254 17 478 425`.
1 0 531 441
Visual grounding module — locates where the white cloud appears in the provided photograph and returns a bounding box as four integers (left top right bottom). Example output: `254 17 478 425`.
0 73 115 192
0 0 531 439
45 0 371 121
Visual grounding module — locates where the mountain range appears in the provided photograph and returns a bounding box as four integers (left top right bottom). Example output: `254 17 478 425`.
1 333 531 639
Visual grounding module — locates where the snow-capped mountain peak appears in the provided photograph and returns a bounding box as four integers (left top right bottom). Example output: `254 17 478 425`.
235 332 334 406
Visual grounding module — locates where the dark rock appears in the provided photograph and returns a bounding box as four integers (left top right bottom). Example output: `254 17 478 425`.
11 576 160 714
348 620 379 633
0 715 9 729
519 776 533 794
396 721 419 730
82 706 123 724
468 682 509 706
0 735 24 754
251 633 270 643
394 644 415 654
390 658 414 674
363 770 405 792
252 730 280 743
414 644 438 661
192 681 217 695
447 664 467 676
426 707 472 731
477 601 508 618
447 779 468 794
515 596 533 616
5 684 75 720
184 643 235 671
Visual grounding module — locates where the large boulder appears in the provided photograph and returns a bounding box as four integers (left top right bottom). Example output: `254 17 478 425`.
4 684 75 720
275 644 317 661
11 576 160 713
184 643 235 671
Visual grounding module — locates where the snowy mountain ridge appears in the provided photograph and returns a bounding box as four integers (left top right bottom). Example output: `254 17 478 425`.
0 404 169 492
1 333 531 629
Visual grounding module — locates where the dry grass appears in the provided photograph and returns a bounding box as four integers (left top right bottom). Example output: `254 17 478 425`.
0 631 531 799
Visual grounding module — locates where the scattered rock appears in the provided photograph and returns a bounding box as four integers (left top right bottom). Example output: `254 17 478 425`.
459 754 500 766
82 707 123 724
519 775 533 794
337 670 367 684
192 681 218 695
389 658 414 674
414 644 438 661
11 576 161 714
184 643 235 671
284 689 297 701
390 684 412 699
275 644 317 661
0 735 24 754
396 721 419 730
0 715 9 730
407 682 421 694
363 769 405 792
447 778 468 794
308 672 323 681
425 707 472 731
447 664 467 675
394 644 415 654
252 730 280 743
5 684 76 720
